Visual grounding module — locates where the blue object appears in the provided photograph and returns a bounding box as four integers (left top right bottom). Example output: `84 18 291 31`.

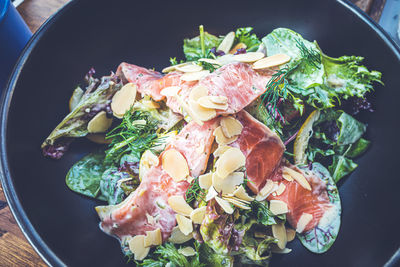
0 0 31 91
379 0 400 45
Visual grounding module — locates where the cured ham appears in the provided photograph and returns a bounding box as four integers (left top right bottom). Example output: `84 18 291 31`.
96 120 218 241
117 62 272 116
230 110 285 193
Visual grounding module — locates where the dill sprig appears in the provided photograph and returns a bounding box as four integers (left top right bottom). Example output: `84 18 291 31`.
105 110 163 163
186 177 205 204
295 39 321 69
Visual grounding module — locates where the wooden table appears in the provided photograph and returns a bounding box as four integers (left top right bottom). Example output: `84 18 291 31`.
0 0 386 266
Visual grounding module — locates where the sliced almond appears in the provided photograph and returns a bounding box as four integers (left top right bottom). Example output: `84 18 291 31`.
216 54 237 65
190 206 207 224
272 247 292 254
162 62 189 73
213 145 230 158
272 222 287 249
198 58 222 65
188 99 217 122
178 246 196 257
296 213 313 233
142 99 160 109
286 228 296 242
168 195 193 217
161 86 181 97
282 173 294 182
208 95 228 104
252 54 291 70
146 213 156 225
86 133 112 144
197 96 228 110
162 149 189 182
223 196 250 210
176 214 193 235
189 85 208 102
220 116 243 138
181 70 210 82
217 31 235 54
213 126 238 145
87 111 113 133
168 226 193 244
233 52 264 63
215 196 234 214
215 147 246 178
175 94 203 126
223 195 251 204
212 172 244 195
229 42 247 54
205 186 218 201
139 150 159 181
199 172 213 190
176 63 203 73
269 200 288 215
233 186 254 202
128 235 150 261
276 183 286 196
283 167 311 191
257 179 275 200
111 83 137 118
144 228 162 247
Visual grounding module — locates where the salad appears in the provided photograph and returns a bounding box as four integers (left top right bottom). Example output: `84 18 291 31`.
41 26 382 266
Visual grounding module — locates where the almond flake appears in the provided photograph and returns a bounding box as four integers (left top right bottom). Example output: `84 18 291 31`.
181 70 210 82
168 195 194 217
217 31 235 54
215 147 246 178
256 180 276 201
87 111 113 133
272 222 287 249
282 173 294 182
272 247 292 254
252 54 291 70
276 183 286 196
233 52 265 63
296 213 313 233
168 226 193 244
144 228 162 247
213 126 238 145
208 95 228 104
128 235 150 261
139 150 159 181
215 196 234 214
197 96 228 110
190 206 207 224
199 173 213 190
229 42 247 54
160 86 181 97
198 58 222 65
286 228 296 242
213 145 230 158
178 247 196 257
233 186 254 202
189 85 208 102
212 172 244 195
111 83 137 118
176 63 203 73
205 186 218 201
269 200 288 215
162 62 189 73
220 116 243 138
188 99 217 122
162 149 189 182
217 54 237 65
283 167 311 191
223 196 250 210
176 214 193 235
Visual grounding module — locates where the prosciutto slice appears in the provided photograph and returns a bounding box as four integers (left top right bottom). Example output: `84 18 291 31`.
97 119 218 241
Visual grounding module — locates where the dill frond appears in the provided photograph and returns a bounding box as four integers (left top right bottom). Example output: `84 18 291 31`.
295 39 321 69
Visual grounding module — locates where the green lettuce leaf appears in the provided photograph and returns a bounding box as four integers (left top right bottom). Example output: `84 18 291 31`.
234 27 261 52
329 155 358 183
199 243 234 267
297 163 341 253
183 27 221 61
336 112 366 145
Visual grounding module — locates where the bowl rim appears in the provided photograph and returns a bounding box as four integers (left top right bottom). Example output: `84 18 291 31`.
0 1 399 266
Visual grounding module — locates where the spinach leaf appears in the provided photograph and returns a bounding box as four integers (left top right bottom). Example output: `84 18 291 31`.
336 112 366 145
234 27 261 52
329 155 358 183
183 26 221 61
297 163 341 253
66 152 107 199
345 138 370 158
99 167 129 205
42 76 121 159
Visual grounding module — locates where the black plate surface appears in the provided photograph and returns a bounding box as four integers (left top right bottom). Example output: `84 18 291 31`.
1 0 400 266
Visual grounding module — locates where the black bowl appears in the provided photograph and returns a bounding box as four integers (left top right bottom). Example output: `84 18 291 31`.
1 0 400 266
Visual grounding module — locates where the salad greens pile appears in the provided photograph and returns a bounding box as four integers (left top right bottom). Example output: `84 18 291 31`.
43 25 382 266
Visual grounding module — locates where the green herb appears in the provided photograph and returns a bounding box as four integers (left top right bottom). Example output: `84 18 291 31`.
105 110 162 163
296 39 321 69
169 57 184 66
234 27 261 52
248 200 276 226
186 177 205 203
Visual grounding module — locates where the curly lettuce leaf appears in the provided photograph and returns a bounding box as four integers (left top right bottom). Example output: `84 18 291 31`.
199 243 234 267
297 163 341 253
234 27 261 52
183 28 221 61
336 111 366 145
